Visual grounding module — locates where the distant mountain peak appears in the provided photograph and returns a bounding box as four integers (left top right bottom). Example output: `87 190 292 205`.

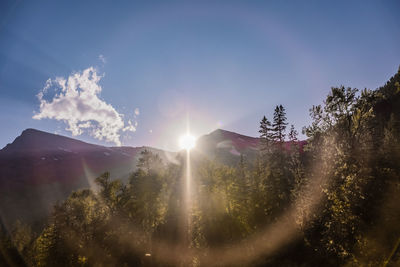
1 128 98 153
21 128 46 134
207 128 256 138
198 128 259 153
209 128 224 134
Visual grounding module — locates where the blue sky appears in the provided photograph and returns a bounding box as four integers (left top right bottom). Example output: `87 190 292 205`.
1 0 399 151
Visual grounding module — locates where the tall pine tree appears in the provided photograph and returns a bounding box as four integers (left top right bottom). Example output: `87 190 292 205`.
259 115 273 155
272 105 288 143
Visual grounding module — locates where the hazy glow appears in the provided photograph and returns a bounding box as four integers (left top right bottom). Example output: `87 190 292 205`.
179 134 196 150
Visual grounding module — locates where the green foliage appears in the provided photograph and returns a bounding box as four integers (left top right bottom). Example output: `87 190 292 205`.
3 68 400 266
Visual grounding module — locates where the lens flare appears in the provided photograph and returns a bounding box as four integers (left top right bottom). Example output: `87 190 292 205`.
179 134 196 150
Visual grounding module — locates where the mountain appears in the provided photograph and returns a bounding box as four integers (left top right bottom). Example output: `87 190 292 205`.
0 129 172 229
0 128 305 229
195 129 260 165
0 128 163 185
195 128 306 165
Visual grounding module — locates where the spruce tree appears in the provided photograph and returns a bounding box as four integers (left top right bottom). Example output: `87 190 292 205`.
272 105 288 143
288 124 298 143
259 115 273 154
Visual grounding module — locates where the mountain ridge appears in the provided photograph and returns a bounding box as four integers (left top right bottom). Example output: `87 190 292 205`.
0 128 173 229
1 127 261 153
1 128 103 153
0 127 305 229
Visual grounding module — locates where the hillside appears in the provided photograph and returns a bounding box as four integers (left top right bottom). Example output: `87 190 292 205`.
0 129 169 228
0 128 270 227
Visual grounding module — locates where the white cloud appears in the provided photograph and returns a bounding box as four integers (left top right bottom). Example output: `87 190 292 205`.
33 67 136 146
122 120 137 132
98 54 106 64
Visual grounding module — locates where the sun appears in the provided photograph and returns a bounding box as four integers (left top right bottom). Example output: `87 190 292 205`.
179 134 196 150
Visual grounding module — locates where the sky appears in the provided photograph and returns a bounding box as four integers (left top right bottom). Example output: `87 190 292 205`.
0 0 399 151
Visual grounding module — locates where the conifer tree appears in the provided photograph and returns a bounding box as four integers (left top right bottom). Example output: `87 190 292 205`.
288 124 298 143
272 105 288 143
259 115 273 154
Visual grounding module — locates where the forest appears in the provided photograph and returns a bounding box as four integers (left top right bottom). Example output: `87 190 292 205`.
1 68 400 266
